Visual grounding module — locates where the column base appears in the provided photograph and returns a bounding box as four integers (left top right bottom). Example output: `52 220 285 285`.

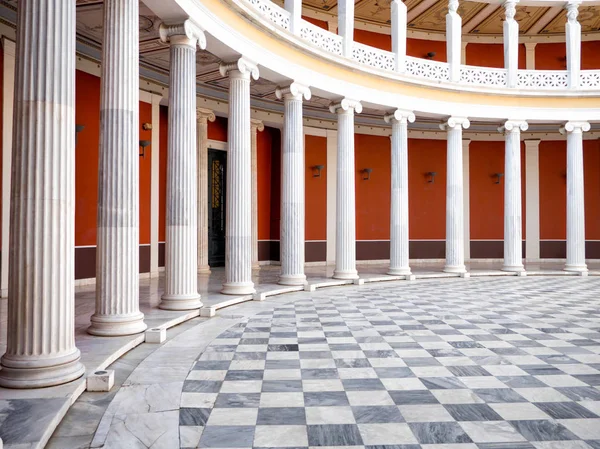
221 282 256 295
502 264 525 273
443 264 467 274
198 266 211 274
387 267 412 276
0 349 85 389
252 263 261 270
564 264 588 273
88 312 147 337
159 294 203 311
279 273 307 286
332 269 359 280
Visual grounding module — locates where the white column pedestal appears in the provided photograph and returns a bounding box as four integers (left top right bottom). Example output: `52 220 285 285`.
277 83 311 285
0 0 85 388
159 22 205 310
566 1 581 89
197 108 215 274
503 0 520 88
562 121 590 272
500 120 528 272
90 0 146 336
385 109 415 275
220 58 259 295
446 0 462 82
441 117 470 273
330 99 362 280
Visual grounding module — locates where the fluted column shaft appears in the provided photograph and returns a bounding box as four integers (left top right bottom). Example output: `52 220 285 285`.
159 22 204 310
197 108 215 274
251 119 264 270
0 0 85 388
220 58 259 295
90 0 146 336
564 121 590 272
442 117 470 273
277 84 310 285
331 99 362 280
385 110 414 276
501 120 527 272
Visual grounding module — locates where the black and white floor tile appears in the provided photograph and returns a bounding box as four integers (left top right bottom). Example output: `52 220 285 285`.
179 277 600 448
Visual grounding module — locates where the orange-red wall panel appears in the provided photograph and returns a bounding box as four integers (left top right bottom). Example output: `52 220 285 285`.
305 135 327 241
355 134 390 240
75 70 101 247
355 29 391 51
535 43 565 70
139 102 152 244
208 116 228 142
408 139 446 239
159 105 168 242
539 141 566 240
270 129 282 241
466 43 526 69
582 41 600 70
302 15 328 30
407 38 447 62
257 127 273 241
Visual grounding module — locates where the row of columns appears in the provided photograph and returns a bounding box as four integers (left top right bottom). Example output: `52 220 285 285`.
284 0 585 87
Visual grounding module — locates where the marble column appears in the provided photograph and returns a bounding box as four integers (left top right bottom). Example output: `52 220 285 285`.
500 120 528 272
566 1 581 88
441 117 470 274
89 0 146 336
525 139 541 260
503 0 519 88
0 0 85 388
251 119 264 270
446 0 462 82
562 121 590 272
159 21 205 310
284 0 302 34
276 83 311 285
338 0 354 57
525 42 537 70
330 99 362 280
197 108 215 274
220 58 259 295
391 0 407 73
385 109 415 276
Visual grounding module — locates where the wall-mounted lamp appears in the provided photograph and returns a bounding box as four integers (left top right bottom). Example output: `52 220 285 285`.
361 168 373 180
493 173 504 184
560 170 567 183
426 171 437 183
142 122 153 131
312 164 324 178
139 140 151 158
75 124 85 145
426 52 436 60
557 56 567 68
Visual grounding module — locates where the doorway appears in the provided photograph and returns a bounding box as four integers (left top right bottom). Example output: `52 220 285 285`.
208 149 226 267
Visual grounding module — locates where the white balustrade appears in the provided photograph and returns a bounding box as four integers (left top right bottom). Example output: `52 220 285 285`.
300 20 343 56
460 66 507 87
246 0 290 30
405 56 449 82
517 70 569 89
352 42 396 72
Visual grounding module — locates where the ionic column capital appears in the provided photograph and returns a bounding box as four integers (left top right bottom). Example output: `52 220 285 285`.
251 119 265 132
440 116 470 131
196 108 216 124
219 57 259 80
561 121 590 134
276 82 311 102
329 98 362 114
384 109 415 124
499 120 528 134
159 20 206 49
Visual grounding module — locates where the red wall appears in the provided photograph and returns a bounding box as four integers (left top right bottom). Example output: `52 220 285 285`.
355 29 391 51
539 141 566 240
408 139 446 239
466 43 526 69
305 135 327 240
536 42 600 70
139 102 152 244
408 38 447 62
355 134 390 240
159 105 168 243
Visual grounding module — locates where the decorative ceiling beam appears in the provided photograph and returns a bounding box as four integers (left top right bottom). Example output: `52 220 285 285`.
408 0 441 23
526 6 562 34
462 3 500 33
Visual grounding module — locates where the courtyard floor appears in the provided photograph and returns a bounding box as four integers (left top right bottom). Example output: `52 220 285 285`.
46 273 600 449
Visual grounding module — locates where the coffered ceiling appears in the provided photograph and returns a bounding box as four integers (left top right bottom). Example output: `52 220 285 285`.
293 0 600 35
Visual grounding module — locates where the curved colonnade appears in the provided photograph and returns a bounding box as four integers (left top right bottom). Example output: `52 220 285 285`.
0 0 599 394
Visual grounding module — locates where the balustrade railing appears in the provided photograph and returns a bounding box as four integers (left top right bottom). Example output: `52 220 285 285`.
243 0 598 92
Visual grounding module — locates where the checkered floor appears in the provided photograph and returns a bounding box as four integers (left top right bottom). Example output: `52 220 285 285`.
179 276 600 448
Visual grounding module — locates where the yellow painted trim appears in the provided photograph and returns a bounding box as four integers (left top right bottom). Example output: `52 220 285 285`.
205 0 599 109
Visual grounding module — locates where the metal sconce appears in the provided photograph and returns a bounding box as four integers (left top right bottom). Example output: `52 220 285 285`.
361 168 373 180
139 140 151 158
142 122 153 131
426 171 437 183
426 52 436 59
493 173 504 184
75 124 85 145
312 165 324 178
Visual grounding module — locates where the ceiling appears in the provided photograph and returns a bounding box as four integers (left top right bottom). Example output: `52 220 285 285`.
283 0 600 35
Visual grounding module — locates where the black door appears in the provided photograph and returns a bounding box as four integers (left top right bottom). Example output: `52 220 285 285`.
208 149 226 267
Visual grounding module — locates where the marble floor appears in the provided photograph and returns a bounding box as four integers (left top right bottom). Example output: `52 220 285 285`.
47 273 600 449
